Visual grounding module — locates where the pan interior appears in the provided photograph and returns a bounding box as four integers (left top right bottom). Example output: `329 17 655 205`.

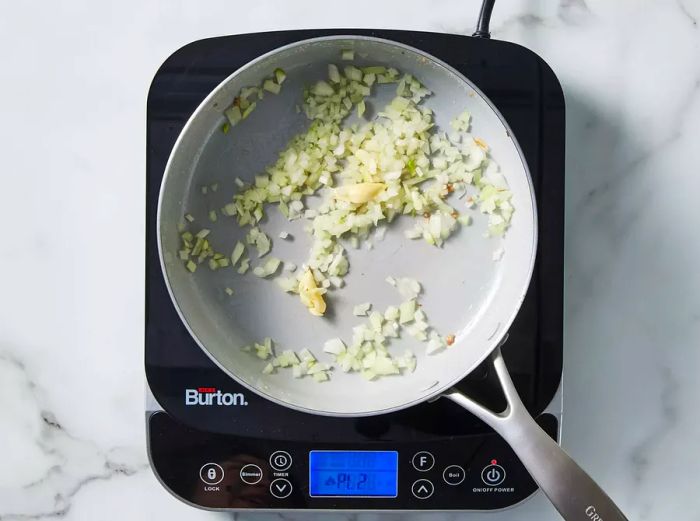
158 37 536 416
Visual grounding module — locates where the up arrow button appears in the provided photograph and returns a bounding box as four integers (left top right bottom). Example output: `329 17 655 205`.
411 479 434 499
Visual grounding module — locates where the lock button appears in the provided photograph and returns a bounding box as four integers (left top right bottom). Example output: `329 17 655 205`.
199 462 224 485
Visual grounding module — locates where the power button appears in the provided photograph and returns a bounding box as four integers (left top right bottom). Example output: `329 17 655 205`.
481 460 506 486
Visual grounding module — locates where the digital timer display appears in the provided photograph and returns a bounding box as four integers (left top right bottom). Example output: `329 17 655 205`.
309 451 398 497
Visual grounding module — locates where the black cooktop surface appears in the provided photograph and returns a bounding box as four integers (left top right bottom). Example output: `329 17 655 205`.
145 29 565 511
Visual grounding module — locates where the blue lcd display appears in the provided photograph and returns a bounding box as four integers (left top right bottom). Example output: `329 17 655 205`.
309 451 398 497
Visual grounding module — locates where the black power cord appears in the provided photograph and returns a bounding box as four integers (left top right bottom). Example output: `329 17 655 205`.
473 0 496 38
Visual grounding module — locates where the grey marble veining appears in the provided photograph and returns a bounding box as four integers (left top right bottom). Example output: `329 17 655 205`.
1 0 699 519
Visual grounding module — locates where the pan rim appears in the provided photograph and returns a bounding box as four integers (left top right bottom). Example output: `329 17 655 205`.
157 34 539 417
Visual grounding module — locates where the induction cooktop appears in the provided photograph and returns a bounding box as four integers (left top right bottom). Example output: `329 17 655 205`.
145 28 565 512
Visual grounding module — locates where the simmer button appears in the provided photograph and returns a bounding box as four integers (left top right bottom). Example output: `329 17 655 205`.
239 464 263 485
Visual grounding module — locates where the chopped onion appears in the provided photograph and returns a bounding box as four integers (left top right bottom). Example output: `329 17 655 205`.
276 276 298 292
328 64 341 83
263 79 280 94
299 348 315 363
225 106 242 126
399 299 416 324
253 257 281 278
344 65 362 81
384 306 399 321
323 338 346 355
242 102 257 119
396 277 421 300
368 311 384 332
246 227 271 257
313 371 329 382
198 61 515 329
222 202 236 216
313 80 335 96
353 302 371 316
231 241 245 266
237 257 250 274
426 331 446 355
450 110 471 132
254 338 274 359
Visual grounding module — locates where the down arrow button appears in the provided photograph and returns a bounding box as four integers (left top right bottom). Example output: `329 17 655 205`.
270 478 292 499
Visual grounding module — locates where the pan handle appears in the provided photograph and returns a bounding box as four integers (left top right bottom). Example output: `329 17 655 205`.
443 345 628 521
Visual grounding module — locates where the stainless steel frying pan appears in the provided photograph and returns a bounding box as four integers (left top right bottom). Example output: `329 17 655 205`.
158 36 627 520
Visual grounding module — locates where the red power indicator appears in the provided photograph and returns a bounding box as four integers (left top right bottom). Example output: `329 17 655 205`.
491 459 498 465
198 387 216 393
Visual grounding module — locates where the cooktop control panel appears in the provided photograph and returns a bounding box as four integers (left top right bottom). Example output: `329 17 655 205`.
148 412 558 510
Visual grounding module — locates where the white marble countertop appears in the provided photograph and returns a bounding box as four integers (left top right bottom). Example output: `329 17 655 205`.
1 0 699 519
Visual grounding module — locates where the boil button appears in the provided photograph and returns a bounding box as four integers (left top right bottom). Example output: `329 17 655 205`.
442 465 465 485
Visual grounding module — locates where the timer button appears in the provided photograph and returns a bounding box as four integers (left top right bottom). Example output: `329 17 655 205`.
481 460 506 486
270 478 293 498
411 451 435 471
442 465 466 486
411 479 434 499
269 451 292 471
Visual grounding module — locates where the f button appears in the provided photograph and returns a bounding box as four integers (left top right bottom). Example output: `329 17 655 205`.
412 451 435 472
